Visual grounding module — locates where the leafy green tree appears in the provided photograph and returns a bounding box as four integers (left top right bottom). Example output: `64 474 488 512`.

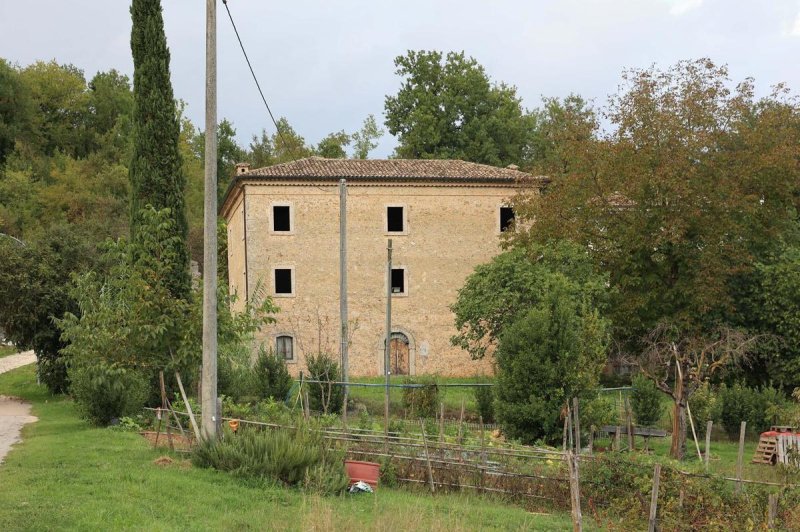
129 0 189 299
494 280 609 444
630 374 663 427
0 224 97 392
384 50 535 166
512 59 800 458
451 242 609 360
17 61 93 160
316 130 350 159
246 118 314 166
351 114 383 159
0 59 30 166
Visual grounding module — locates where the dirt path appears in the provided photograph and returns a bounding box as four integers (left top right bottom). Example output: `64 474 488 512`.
0 351 38 464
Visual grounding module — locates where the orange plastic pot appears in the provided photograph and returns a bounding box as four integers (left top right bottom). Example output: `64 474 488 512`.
344 460 380 489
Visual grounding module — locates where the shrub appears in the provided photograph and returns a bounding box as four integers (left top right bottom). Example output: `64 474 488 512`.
688 381 721 430
580 395 616 431
69 362 149 426
192 427 347 494
306 352 343 414
720 383 790 439
402 375 439 418
474 381 494 423
254 346 293 401
494 282 608 444
630 374 663 427
217 343 258 403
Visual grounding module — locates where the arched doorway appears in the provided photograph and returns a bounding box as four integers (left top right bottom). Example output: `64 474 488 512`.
389 331 410 376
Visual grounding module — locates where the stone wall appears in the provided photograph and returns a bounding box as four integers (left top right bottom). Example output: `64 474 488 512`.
228 180 524 377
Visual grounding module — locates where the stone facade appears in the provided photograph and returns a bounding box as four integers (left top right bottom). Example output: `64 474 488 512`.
221 158 541 377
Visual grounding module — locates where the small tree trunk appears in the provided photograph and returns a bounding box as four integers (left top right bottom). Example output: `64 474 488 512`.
670 398 687 460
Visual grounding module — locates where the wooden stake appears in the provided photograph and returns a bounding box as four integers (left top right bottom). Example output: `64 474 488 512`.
175 372 201 441
768 493 778 529
480 415 487 491
648 463 661 532
625 398 634 452
439 402 445 444
567 406 574 452
614 426 621 452
573 397 581 455
563 409 569 452
303 388 310 421
588 426 594 456
420 420 435 493
705 420 713 472
567 451 582 532
736 421 747 494
457 397 465 444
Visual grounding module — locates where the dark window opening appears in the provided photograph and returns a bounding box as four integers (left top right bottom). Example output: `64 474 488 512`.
275 268 293 294
391 268 405 294
500 207 515 232
387 206 404 232
273 205 291 232
276 335 293 361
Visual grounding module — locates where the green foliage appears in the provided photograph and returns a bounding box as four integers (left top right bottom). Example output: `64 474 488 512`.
306 352 343 414
451 242 608 360
217 343 258 403
192 427 347 494
129 0 189 300
69 361 149 426
494 281 609 444
473 381 494 423
351 114 384 159
384 50 536 167
316 130 350 159
0 224 98 393
719 382 790 439
401 376 440 418
254 346 293 401
580 395 616 430
630 374 663 427
688 381 721 430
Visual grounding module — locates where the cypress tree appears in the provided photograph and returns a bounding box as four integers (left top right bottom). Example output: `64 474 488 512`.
129 0 189 299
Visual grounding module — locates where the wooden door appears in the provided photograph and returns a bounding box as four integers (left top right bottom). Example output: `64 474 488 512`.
390 338 409 375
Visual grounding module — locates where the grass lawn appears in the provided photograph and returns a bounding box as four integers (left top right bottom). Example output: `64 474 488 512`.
0 365 583 531
0 345 18 358
348 376 486 420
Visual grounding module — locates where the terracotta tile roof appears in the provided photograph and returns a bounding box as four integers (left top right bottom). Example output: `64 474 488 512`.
241 157 542 182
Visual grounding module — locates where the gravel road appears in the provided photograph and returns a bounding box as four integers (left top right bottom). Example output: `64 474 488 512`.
0 350 38 464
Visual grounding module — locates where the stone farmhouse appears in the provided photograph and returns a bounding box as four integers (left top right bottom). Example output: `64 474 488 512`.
220 157 544 377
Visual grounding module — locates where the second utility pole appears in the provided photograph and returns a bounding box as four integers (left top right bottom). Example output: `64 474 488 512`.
339 179 348 414
384 239 393 439
201 0 218 440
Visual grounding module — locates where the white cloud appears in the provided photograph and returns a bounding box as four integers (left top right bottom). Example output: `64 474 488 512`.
665 0 704 16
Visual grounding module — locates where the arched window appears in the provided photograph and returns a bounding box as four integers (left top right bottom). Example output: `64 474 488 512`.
276 335 294 361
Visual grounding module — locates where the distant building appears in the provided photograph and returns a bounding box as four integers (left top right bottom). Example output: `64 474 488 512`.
220 157 544 377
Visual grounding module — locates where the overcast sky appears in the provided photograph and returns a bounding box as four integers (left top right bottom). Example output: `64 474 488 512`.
1 0 799 158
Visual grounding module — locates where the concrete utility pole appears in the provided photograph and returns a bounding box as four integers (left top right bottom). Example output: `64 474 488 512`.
339 179 348 394
201 0 218 440
384 239 393 434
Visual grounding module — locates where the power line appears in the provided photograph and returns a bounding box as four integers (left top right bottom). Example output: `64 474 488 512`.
221 0 293 158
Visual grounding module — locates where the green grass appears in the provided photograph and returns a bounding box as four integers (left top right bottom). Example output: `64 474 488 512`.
0 345 18 358
0 366 581 531
348 376 485 420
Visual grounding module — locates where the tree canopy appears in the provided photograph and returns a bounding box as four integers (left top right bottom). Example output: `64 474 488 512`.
384 50 535 167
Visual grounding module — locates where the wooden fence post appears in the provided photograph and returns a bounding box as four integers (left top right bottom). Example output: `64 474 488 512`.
768 493 778 529
705 420 713 472
625 398 634 451
736 421 747 494
480 415 487 491
457 397 465 444
567 450 582 532
439 402 445 444
420 420 436 493
614 426 621 452
648 463 661 532
563 409 569 452
573 397 581 455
